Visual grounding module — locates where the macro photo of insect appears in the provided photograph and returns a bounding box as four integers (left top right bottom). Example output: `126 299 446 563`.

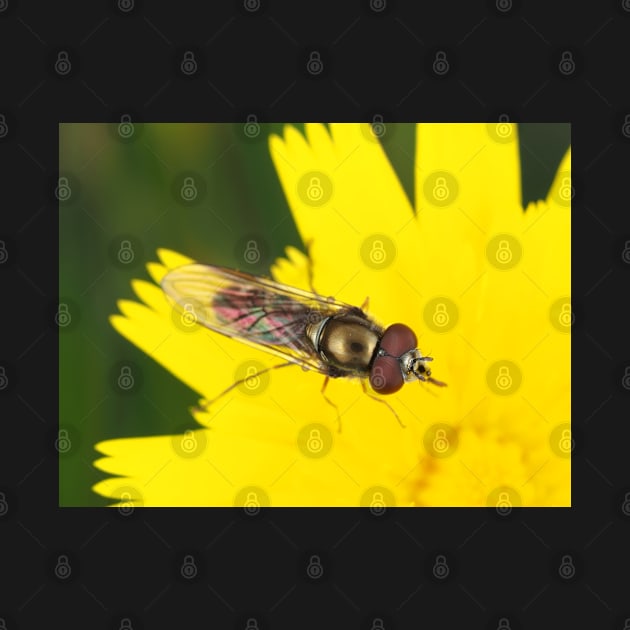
59 122 571 507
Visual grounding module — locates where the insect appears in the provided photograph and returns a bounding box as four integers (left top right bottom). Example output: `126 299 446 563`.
161 263 446 429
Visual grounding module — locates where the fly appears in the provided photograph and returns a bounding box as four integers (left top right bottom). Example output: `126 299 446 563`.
161 262 446 429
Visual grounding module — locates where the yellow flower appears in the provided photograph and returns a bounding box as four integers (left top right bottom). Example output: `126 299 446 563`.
93 123 570 507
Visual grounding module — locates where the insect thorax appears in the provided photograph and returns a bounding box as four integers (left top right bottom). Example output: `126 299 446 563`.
307 314 381 375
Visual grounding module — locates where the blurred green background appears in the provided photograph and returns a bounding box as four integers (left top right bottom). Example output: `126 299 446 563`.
59 122 570 506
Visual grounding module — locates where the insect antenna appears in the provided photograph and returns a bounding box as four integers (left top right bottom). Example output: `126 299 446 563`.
410 355 447 388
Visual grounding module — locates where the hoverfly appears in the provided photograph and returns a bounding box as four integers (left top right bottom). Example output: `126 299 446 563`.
161 263 446 428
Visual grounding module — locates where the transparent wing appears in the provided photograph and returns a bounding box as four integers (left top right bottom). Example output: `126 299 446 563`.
161 263 364 373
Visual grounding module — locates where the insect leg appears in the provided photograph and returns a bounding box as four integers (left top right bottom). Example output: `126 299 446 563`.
361 381 406 428
359 296 370 312
194 362 295 414
320 376 342 433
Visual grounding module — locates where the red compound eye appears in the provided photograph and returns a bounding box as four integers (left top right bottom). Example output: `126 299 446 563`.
379 323 417 357
370 355 403 394
369 324 418 395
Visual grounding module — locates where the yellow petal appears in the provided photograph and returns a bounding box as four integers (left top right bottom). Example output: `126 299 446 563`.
93 382 427 506
269 123 422 326
110 303 277 403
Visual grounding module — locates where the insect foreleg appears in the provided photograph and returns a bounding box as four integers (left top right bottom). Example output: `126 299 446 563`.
320 376 343 433
360 381 406 428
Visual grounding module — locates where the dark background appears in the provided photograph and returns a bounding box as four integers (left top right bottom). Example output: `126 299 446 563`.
1 0 629 628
